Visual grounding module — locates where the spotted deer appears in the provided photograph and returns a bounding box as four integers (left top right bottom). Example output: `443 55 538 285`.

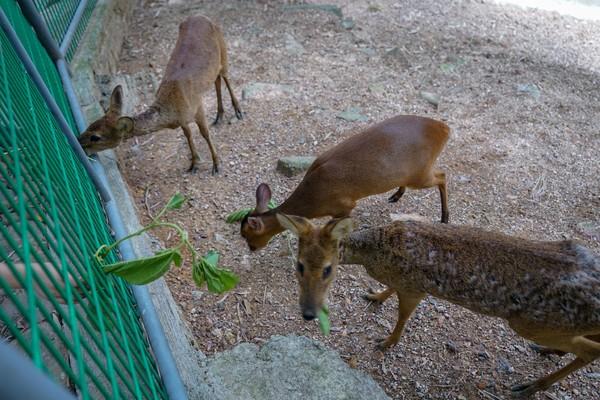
241 115 450 251
277 214 600 397
78 15 243 174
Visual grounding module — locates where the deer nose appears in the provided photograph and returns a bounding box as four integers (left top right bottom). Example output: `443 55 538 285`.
302 310 316 321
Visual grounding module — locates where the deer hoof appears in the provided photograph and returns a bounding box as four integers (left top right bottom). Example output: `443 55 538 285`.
375 338 393 352
211 164 220 175
235 109 244 120
212 113 223 126
188 164 199 174
363 289 382 304
388 194 400 203
510 382 539 398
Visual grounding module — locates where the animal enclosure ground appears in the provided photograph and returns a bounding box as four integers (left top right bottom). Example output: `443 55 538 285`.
112 0 600 398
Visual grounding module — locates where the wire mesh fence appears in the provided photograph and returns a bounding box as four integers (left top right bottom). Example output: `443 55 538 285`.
32 0 98 60
4 0 77 130
1 2 168 398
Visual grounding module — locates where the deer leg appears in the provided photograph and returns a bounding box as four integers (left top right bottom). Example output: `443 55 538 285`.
376 291 424 351
195 107 220 175
511 336 600 397
388 187 406 203
222 75 243 120
181 124 200 173
363 287 395 304
434 169 449 223
212 75 224 126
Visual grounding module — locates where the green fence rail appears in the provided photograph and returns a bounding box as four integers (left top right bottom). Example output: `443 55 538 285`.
0 2 168 399
4 1 76 131
33 0 97 60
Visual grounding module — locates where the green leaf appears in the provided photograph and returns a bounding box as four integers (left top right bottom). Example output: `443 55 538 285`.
190 251 239 293
318 306 330 336
192 261 206 287
203 250 219 268
102 249 179 285
225 208 252 224
172 250 182 267
225 200 277 223
165 193 186 210
214 268 239 292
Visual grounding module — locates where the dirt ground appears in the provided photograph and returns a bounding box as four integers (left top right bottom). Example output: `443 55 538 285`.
112 0 600 398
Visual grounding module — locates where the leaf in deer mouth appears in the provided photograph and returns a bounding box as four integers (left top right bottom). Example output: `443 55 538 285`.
318 304 330 336
225 199 277 223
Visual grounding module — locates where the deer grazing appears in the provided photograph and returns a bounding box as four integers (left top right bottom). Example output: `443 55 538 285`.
240 115 450 251
78 15 243 174
277 214 600 397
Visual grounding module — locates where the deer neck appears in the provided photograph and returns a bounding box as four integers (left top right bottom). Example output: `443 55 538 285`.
340 226 394 266
127 106 170 139
257 209 287 237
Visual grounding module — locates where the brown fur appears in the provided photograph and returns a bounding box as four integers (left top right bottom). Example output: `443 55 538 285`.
241 115 450 250
78 15 242 174
281 215 600 398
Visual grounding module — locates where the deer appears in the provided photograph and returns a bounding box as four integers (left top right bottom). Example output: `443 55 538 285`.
78 15 243 175
240 115 450 251
276 214 600 398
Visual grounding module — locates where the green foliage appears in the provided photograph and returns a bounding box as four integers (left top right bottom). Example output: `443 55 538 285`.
318 304 330 336
225 199 277 223
192 250 239 294
225 208 253 224
95 193 238 293
165 192 185 210
101 249 182 285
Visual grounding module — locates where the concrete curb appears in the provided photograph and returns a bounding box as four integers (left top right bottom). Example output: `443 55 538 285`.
70 1 207 398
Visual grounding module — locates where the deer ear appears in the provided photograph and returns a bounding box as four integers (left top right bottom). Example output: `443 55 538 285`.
255 183 272 213
246 217 265 233
108 85 124 115
116 116 134 136
276 213 312 237
323 218 353 241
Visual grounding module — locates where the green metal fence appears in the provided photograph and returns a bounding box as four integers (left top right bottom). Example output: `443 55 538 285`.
33 0 97 60
0 1 168 398
4 0 76 130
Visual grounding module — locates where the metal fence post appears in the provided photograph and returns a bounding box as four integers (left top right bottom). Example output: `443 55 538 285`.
0 341 77 400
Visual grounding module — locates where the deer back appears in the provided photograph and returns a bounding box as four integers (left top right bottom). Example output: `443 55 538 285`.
345 221 600 331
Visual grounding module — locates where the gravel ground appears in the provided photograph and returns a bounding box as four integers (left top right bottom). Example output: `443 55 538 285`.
113 0 600 398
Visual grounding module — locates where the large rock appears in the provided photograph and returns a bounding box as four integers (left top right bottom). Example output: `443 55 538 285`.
197 335 390 400
277 156 316 177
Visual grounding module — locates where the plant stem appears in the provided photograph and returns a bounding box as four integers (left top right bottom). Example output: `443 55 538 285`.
96 222 186 260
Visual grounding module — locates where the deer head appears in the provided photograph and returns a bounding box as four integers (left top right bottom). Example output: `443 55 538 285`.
241 183 277 251
78 85 134 154
276 213 353 320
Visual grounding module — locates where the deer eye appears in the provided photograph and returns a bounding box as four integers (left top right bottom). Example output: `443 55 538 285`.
323 265 332 279
296 262 304 276
90 135 102 142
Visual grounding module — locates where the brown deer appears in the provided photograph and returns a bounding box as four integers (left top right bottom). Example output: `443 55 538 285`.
277 214 600 398
78 15 243 174
241 115 450 251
